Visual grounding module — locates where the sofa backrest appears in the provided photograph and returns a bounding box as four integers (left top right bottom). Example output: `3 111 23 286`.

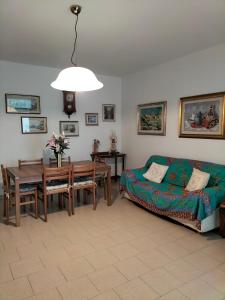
145 155 225 188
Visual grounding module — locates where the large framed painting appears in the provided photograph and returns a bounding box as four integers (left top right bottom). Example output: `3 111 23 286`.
5 94 41 114
102 104 115 122
21 117 47 134
179 92 225 139
137 101 167 135
59 121 79 137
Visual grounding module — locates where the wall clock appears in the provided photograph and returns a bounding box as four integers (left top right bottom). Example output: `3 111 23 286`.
63 91 76 118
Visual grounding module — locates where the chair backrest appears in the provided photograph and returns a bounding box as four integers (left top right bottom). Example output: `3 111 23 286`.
49 156 71 165
42 165 71 186
18 159 43 168
72 162 96 183
1 164 9 194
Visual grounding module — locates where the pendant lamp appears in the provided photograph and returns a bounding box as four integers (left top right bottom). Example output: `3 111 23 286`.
51 5 103 92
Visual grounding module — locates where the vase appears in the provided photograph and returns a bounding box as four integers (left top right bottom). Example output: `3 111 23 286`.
57 153 62 167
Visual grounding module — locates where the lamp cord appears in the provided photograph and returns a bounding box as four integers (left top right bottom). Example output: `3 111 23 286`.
70 13 79 66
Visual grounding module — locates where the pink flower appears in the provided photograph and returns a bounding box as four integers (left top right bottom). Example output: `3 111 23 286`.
48 139 56 147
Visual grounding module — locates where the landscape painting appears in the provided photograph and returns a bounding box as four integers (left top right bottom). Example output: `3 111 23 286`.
179 92 225 139
59 121 79 137
137 101 167 135
21 117 47 134
6 94 41 114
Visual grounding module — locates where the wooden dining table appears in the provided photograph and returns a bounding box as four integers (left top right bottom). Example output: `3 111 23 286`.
6 160 112 226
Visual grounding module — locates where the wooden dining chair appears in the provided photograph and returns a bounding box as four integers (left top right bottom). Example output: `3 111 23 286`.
1 164 38 223
39 165 72 222
94 156 107 200
49 156 71 165
18 158 43 167
71 163 97 213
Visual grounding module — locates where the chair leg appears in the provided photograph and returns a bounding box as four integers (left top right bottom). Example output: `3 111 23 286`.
44 193 48 222
67 191 71 217
3 195 6 217
103 178 107 200
5 195 9 224
71 189 75 215
34 190 38 219
93 187 97 210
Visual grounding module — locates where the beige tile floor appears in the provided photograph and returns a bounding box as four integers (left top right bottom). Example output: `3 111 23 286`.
0 194 225 300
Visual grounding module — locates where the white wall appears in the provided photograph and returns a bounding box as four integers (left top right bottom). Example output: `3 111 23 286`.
122 43 225 168
0 61 122 168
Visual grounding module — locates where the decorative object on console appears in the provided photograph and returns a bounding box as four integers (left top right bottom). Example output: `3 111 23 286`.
143 162 169 183
93 139 100 154
51 5 103 92
109 131 117 152
21 117 47 134
46 132 70 167
85 113 99 126
137 101 167 135
185 168 210 192
179 91 225 139
6 94 40 114
59 121 79 137
63 91 76 118
102 104 115 122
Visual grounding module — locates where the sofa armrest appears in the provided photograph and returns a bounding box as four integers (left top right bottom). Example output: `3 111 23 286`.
199 186 225 218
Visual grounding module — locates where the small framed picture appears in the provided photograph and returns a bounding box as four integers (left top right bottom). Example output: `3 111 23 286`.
137 101 167 135
102 104 115 122
59 121 79 137
6 94 41 114
179 92 225 139
21 117 47 134
85 113 99 126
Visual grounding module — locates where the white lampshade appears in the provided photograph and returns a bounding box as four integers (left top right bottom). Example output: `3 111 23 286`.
51 66 103 92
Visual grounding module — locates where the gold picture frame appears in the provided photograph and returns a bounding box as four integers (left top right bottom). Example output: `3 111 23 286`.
179 92 225 139
137 101 167 135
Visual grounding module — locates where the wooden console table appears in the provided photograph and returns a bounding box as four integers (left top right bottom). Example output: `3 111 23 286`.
91 151 126 181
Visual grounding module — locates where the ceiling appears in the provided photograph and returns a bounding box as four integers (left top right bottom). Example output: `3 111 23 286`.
0 0 225 76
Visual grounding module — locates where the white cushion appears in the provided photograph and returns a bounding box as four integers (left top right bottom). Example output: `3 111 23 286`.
46 183 68 191
143 162 169 183
185 168 210 192
73 180 95 187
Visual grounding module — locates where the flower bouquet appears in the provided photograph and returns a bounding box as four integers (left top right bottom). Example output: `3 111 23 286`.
46 132 70 167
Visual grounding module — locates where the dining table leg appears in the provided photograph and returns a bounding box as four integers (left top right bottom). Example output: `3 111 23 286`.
107 167 112 206
15 180 20 227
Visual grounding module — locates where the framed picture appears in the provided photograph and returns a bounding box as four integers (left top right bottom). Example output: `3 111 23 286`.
5 94 41 114
102 104 115 122
59 121 79 137
21 117 47 134
137 101 167 135
179 92 225 139
85 113 98 126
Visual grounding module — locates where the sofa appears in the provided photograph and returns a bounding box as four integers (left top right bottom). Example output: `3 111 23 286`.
120 155 225 232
